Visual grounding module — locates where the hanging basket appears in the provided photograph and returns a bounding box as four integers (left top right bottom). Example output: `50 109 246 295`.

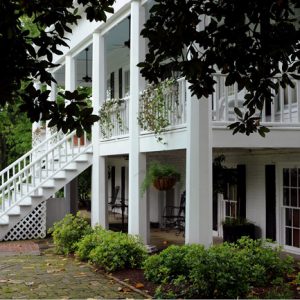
153 176 177 191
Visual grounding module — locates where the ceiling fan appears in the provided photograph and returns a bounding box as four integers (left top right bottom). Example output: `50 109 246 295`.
81 48 92 83
112 16 130 49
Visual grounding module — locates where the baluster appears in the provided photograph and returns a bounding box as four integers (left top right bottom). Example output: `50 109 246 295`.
288 86 292 123
262 99 266 123
234 83 238 121
13 179 16 204
280 86 284 123
271 79 276 123
215 76 220 121
297 80 300 123
224 77 229 121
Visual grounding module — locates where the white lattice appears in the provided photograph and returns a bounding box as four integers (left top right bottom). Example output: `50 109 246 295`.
4 202 47 241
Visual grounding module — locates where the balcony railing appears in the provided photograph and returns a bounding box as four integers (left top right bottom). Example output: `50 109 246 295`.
212 74 300 126
99 97 129 140
100 78 187 140
99 74 300 141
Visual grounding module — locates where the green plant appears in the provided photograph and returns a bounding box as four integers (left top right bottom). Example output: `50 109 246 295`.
235 237 294 286
141 161 180 194
143 244 204 284
99 98 127 138
144 237 295 299
89 230 147 272
48 213 92 255
138 78 178 142
75 226 105 261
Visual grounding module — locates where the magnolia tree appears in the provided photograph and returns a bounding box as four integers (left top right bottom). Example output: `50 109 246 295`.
0 0 114 136
139 0 300 136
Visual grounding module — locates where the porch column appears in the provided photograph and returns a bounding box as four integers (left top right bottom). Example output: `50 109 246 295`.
185 88 213 246
91 32 108 228
65 55 76 92
64 55 77 213
32 80 41 135
46 78 57 139
128 0 149 243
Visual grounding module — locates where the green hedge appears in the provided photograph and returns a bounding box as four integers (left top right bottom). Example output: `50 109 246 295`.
48 213 92 255
88 230 147 272
143 237 294 299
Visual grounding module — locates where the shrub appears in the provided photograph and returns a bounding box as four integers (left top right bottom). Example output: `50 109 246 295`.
144 237 295 299
89 230 147 272
143 244 204 283
235 237 294 286
75 226 105 261
48 213 92 255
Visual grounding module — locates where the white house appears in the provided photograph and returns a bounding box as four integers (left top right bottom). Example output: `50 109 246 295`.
1 0 300 254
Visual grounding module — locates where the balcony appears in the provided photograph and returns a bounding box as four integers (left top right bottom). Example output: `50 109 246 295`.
98 74 300 144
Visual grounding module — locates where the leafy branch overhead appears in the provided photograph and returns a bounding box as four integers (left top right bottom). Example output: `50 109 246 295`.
139 0 300 136
0 0 115 135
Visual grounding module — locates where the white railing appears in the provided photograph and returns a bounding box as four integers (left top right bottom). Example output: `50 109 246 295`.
0 131 63 187
218 193 238 236
99 97 130 140
0 130 90 215
212 73 300 126
164 77 187 127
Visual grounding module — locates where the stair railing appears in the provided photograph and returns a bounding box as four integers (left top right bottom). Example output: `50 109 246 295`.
0 131 91 215
0 131 63 186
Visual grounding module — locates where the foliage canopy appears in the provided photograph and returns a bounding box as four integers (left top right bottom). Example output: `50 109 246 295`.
0 0 114 136
140 0 300 136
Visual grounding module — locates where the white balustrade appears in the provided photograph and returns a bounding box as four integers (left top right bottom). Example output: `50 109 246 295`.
99 97 130 140
0 130 91 215
212 73 300 126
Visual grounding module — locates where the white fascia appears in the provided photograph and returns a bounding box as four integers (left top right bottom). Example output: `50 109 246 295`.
51 0 132 67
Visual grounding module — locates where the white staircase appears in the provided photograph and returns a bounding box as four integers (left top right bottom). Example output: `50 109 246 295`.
0 131 93 241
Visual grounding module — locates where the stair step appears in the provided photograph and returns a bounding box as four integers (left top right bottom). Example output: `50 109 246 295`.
64 163 77 171
19 198 32 206
0 216 9 225
7 206 20 216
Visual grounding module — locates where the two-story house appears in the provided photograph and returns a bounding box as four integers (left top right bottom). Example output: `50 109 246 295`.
1 0 300 254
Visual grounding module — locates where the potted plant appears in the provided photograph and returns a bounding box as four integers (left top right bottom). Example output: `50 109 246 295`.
222 217 256 243
141 162 180 194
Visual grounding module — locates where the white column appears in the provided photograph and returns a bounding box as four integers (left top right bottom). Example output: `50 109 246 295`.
46 78 57 139
64 54 77 212
91 32 108 228
65 55 76 91
128 0 149 243
32 80 41 134
185 87 213 246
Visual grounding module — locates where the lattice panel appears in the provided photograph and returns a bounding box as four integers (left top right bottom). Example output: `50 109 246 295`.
4 202 47 241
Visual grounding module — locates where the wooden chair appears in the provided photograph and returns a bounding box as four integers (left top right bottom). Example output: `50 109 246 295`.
162 191 185 235
108 186 120 214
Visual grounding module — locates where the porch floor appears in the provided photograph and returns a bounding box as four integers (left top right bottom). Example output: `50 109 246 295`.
79 210 223 250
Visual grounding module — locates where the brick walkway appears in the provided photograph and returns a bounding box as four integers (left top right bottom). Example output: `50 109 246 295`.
0 240 40 256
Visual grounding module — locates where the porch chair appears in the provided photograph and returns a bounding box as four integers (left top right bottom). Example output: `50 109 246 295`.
108 186 120 215
162 191 186 235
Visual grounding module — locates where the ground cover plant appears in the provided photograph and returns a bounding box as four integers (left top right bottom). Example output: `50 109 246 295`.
143 237 295 299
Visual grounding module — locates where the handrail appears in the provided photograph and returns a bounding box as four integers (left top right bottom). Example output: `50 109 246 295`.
0 130 60 178
0 131 77 190
0 143 92 217
0 130 90 215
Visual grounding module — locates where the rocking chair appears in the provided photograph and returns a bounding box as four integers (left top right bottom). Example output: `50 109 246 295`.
162 191 185 235
108 186 120 214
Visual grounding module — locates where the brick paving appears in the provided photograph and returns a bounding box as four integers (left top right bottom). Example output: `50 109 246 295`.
0 241 40 256
0 240 143 299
